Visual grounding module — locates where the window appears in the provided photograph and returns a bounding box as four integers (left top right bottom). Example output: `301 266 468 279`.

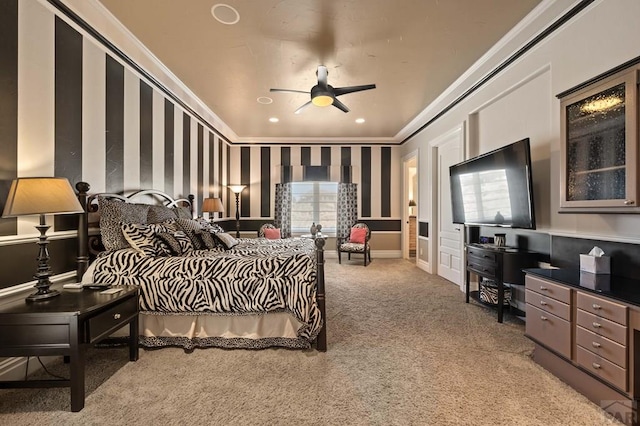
290 182 338 235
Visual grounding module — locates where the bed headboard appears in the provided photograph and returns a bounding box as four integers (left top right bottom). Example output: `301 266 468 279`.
75 181 194 280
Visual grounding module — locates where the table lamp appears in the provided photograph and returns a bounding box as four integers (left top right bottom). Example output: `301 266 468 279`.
202 197 224 222
2 177 83 301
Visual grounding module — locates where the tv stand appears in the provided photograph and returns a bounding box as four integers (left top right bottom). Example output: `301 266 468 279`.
465 244 538 322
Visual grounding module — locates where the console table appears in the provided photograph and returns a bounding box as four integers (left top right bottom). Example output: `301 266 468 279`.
0 285 139 412
465 244 538 322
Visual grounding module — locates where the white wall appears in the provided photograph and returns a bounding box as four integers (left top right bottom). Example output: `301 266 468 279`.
401 0 640 244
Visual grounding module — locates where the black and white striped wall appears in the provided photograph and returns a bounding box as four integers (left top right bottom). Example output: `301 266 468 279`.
0 0 402 291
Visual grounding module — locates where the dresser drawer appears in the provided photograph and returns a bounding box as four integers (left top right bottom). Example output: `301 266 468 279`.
525 275 571 304
577 292 627 326
86 295 138 343
576 325 627 368
526 304 571 359
467 246 498 264
576 345 627 392
576 309 627 346
525 289 570 321
467 259 497 277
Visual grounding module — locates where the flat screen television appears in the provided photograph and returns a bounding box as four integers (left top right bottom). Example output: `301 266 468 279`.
449 138 536 229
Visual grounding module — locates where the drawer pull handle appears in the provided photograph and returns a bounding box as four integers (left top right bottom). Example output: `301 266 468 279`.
113 313 121 320
540 316 548 321
539 286 548 291
592 342 601 348
592 322 601 328
540 301 547 306
592 362 601 369
592 304 601 310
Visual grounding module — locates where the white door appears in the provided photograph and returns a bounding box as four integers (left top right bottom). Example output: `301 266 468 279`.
437 132 464 287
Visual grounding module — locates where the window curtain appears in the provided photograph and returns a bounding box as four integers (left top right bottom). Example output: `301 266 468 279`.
337 183 358 239
274 183 292 238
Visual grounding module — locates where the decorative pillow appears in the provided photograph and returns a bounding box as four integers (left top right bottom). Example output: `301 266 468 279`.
195 217 224 234
157 230 194 255
173 205 193 220
99 197 149 251
215 232 239 250
147 205 177 224
121 222 176 256
349 227 367 244
195 229 217 249
263 227 281 240
175 218 208 250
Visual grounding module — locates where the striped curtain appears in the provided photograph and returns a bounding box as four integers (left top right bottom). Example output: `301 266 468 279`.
337 183 358 239
274 183 291 238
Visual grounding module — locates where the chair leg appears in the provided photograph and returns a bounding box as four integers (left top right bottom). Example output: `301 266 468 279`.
364 251 367 266
338 251 342 264
348 253 351 260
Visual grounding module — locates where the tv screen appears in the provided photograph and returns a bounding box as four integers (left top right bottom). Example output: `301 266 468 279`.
449 138 536 229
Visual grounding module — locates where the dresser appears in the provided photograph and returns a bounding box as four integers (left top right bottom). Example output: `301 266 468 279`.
525 269 640 424
465 244 538 322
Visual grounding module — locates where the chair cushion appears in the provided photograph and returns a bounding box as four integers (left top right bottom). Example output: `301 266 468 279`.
263 227 281 239
349 227 367 244
340 242 366 252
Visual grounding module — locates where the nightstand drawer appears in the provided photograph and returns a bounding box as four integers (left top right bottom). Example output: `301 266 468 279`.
467 246 498 263
525 289 570 321
577 292 627 326
526 304 571 359
576 309 627 346
576 325 626 368
87 295 138 343
576 345 627 392
525 275 571 304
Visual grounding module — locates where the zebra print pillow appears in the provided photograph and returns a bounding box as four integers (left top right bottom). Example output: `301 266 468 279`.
157 230 194 255
99 197 150 251
175 218 210 250
121 222 177 256
215 232 239 250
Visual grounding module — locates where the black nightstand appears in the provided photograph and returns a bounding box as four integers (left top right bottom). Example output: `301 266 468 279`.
0 284 139 411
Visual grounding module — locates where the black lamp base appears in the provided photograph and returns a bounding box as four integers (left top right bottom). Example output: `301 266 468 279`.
26 288 60 302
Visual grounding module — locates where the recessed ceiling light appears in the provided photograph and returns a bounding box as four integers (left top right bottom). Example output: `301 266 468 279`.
355 118 366 124
269 117 279 123
211 4 240 25
257 96 273 105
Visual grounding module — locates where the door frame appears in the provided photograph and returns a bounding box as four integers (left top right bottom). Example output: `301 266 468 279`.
402 150 419 261
429 123 465 286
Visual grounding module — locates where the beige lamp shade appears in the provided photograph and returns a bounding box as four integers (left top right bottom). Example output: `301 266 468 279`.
2 177 83 217
202 197 224 213
228 184 246 194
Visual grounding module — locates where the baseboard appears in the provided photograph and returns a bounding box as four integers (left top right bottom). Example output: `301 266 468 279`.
417 258 430 273
325 250 402 259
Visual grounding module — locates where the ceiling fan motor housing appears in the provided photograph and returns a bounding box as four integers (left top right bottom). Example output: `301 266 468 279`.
311 84 335 106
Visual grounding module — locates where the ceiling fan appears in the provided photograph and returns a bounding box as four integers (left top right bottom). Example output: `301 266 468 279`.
270 65 376 114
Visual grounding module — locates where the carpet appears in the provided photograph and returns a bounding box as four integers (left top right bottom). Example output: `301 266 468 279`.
0 259 620 425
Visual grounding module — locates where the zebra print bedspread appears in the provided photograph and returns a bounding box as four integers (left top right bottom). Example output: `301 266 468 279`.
89 237 322 344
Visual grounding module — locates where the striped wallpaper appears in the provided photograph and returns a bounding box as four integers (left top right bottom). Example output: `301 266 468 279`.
0 0 401 287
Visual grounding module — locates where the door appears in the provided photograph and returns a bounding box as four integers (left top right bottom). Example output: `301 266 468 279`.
436 130 464 287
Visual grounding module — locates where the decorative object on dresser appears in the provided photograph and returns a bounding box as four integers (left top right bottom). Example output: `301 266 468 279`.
227 184 246 238
1 177 83 301
465 243 538 323
0 284 139 412
201 197 224 222
408 199 416 215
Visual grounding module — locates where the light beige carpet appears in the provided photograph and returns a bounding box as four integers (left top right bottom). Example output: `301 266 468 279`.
0 259 621 425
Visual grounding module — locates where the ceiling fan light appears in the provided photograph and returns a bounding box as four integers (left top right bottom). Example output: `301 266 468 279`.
312 95 334 107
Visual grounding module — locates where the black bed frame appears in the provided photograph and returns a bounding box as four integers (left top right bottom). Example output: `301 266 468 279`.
74 182 327 352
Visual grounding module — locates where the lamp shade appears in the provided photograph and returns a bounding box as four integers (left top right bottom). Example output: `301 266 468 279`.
2 177 83 217
228 185 246 194
408 199 417 207
202 197 224 213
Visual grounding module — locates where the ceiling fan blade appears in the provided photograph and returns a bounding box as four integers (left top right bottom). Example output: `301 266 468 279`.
316 65 329 88
270 88 310 94
294 100 313 114
332 98 350 113
333 84 376 97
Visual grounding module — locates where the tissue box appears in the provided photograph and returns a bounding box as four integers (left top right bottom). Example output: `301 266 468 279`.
579 254 611 274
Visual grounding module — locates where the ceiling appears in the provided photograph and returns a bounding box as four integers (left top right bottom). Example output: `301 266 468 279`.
97 0 543 142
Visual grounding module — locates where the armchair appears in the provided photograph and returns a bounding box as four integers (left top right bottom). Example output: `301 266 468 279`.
337 223 371 266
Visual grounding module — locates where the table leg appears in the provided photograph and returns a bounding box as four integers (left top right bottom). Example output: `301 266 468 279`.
497 280 504 323
465 270 471 303
129 316 139 361
69 346 85 412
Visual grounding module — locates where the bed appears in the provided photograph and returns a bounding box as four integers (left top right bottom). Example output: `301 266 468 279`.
74 182 327 351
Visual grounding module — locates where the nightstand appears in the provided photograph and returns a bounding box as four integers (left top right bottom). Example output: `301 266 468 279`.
0 284 139 411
